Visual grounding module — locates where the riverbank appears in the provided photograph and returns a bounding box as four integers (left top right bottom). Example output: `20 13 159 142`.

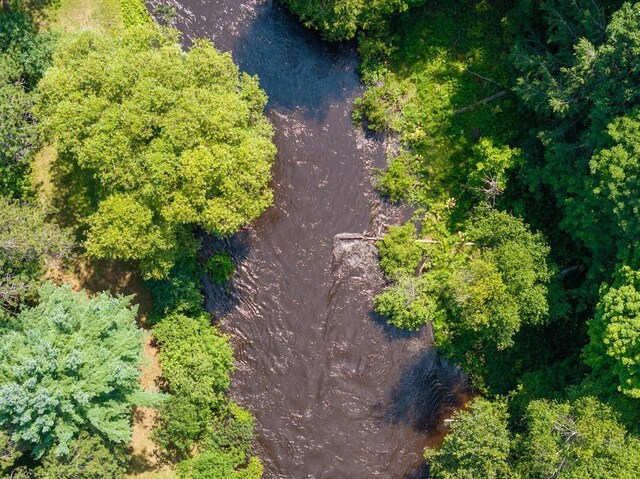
163 1 468 477
36 1 168 477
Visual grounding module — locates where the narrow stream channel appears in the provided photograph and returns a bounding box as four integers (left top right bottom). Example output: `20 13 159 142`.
154 1 467 477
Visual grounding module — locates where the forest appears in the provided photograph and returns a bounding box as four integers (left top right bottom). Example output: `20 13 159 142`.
1 0 639 478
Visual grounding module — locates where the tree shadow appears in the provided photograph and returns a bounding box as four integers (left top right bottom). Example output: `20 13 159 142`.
200 229 253 320
369 310 425 341
231 1 361 120
385 350 468 433
404 463 430 479
167 0 363 122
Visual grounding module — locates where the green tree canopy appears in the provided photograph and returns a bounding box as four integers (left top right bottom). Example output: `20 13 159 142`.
0 198 72 312
177 449 263 479
375 209 553 384
281 0 426 40
425 398 514 479
37 25 276 278
0 283 144 458
0 10 54 196
34 431 127 479
153 314 234 455
585 267 640 399
513 1 640 284
517 397 640 479
154 314 233 410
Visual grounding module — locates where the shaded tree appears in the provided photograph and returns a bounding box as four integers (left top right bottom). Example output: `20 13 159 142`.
0 198 72 313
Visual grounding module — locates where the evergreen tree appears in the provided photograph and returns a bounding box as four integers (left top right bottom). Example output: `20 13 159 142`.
0 284 145 458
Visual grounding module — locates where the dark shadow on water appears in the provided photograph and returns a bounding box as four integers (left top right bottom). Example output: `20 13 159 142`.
232 2 361 120
201 229 252 319
404 463 430 479
385 350 468 432
171 0 362 122
369 310 425 341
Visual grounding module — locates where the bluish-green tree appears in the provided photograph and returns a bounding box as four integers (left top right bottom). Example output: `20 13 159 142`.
0 284 145 458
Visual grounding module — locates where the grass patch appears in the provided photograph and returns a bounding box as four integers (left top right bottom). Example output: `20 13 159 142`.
45 0 123 32
36 2 169 477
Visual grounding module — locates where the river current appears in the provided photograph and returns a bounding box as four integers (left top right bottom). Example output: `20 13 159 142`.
153 1 467 477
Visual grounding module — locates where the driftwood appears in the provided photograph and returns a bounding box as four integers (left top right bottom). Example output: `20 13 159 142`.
335 233 473 247
335 233 440 244
559 265 580 278
454 90 506 114
335 234 383 242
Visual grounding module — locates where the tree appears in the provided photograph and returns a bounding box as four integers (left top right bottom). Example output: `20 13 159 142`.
281 0 427 40
374 273 440 330
513 1 640 285
0 284 145 458
153 314 234 454
0 11 54 197
0 198 72 312
154 314 233 410
37 25 276 279
177 450 263 479
517 397 640 479
377 222 425 278
587 110 640 268
34 432 126 479
375 209 553 384
425 398 514 479
584 267 640 399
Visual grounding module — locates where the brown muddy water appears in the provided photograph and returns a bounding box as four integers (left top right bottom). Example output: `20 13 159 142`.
151 1 467 477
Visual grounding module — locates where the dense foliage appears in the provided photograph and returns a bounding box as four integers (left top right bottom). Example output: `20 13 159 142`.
152 312 262 474
0 10 54 197
0 284 144 459
38 25 275 278
4 0 639 474
375 209 554 385
283 0 640 474
280 0 426 41
428 396 640 479
0 197 72 313
424 399 512 479
0 1 265 477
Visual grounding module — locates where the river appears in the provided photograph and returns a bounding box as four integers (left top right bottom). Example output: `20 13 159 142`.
153 1 467 477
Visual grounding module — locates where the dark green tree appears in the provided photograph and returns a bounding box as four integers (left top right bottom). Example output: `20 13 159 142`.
281 0 427 41
0 11 54 197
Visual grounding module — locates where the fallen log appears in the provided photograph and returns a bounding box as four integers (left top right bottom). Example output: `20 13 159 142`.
334 233 473 247
453 90 506 114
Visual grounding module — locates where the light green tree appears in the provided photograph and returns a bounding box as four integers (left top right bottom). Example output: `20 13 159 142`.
584 267 640 399
517 397 640 479
0 198 72 312
425 398 515 479
38 25 276 278
375 209 553 383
